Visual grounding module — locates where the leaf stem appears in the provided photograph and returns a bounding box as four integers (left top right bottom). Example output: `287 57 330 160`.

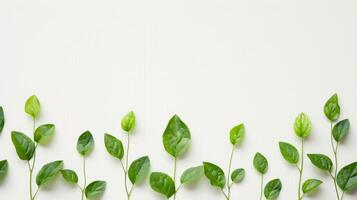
259 174 264 200
82 157 87 200
330 122 340 200
124 134 131 200
220 188 229 200
227 146 235 199
298 138 304 200
173 157 177 200
29 117 37 200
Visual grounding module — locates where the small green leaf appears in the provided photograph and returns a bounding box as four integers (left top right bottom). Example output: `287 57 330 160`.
162 115 191 158
253 152 268 174
324 94 340 122
104 134 124 160
337 162 357 192
85 181 106 199
36 160 64 186
128 156 150 184
77 131 94 156
0 160 8 181
121 111 136 133
279 142 299 164
25 95 41 118
230 123 245 146
264 179 282 200
307 154 333 172
11 131 35 160
34 124 55 145
61 169 78 184
180 165 204 184
302 179 323 194
294 113 312 138
231 168 245 183
332 119 350 142
203 162 226 189
150 172 176 198
0 106 4 134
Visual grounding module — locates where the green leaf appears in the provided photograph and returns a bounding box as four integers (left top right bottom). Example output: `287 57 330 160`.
104 134 124 159
203 162 226 189
279 142 299 164
253 152 268 174
162 115 191 158
25 95 41 118
85 180 106 199
324 94 340 121
231 168 245 183
61 169 78 184
150 172 176 198
332 119 350 142
11 131 35 160
180 165 204 184
121 111 136 133
36 160 64 186
307 154 333 172
128 156 150 184
294 113 312 138
0 160 8 181
0 106 4 134
337 162 357 192
302 179 323 194
77 131 94 156
230 123 245 146
264 179 282 200
34 124 55 145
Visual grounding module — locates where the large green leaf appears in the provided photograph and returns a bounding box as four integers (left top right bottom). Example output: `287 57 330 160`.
85 181 106 199
150 172 176 198
34 124 55 145
25 95 41 118
337 162 357 192
61 169 78 184
332 119 350 142
11 131 35 160
128 156 150 184
302 179 322 194
230 123 245 146
0 160 8 181
279 142 299 164
0 106 4 134
294 113 312 138
77 131 94 156
307 154 333 172
231 168 245 183
180 165 204 184
121 111 136 133
253 152 268 174
203 162 226 189
264 179 282 200
324 94 340 121
36 160 64 186
104 134 124 159
162 115 191 158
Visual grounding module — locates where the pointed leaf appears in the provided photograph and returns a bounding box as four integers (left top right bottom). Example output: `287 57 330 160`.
324 94 340 121
180 165 204 184
34 124 55 145
333 119 350 142
231 168 245 183
121 111 136 133
253 152 268 174
61 169 78 184
0 160 8 181
25 95 41 118
264 179 282 199
77 131 94 156
203 162 226 188
302 179 323 194
294 113 312 138
337 162 357 192
230 123 245 146
307 154 333 172
150 172 175 198
11 131 35 160
129 156 150 184
85 181 106 199
279 142 299 164
36 160 63 186
104 134 124 159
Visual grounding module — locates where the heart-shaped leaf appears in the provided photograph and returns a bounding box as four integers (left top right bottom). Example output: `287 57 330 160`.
324 94 340 121
129 156 150 184
253 152 268 174
11 131 35 161
85 181 106 199
203 162 226 189
25 95 41 118
150 172 175 198
294 113 312 138
77 131 94 156
36 160 63 186
279 142 299 164
104 134 124 160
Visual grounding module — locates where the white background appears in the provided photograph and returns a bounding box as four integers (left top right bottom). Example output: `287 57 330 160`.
0 0 357 199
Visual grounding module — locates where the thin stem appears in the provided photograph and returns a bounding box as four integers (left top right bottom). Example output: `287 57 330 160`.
330 122 341 200
220 188 229 200
227 146 235 199
298 138 304 200
173 157 177 200
124 134 131 200
260 174 264 200
29 117 37 200
82 157 87 200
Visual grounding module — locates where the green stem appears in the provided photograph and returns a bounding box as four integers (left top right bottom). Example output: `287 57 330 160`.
124 134 131 200
260 174 264 200
298 138 304 200
220 188 229 200
173 157 177 200
82 157 87 200
227 146 235 199
330 122 340 200
29 117 37 200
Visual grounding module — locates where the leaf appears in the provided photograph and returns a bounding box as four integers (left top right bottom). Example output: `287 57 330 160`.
77 131 94 156
150 172 176 198
128 156 150 184
104 134 124 159
0 160 8 181
203 162 226 189
231 168 245 183
121 111 136 133
11 131 36 160
332 119 350 142
253 152 268 174
180 165 204 184
230 123 245 146
337 162 357 192
307 154 333 172
279 142 299 164
162 115 191 158
85 180 106 199
264 179 282 200
302 179 323 194
61 169 78 184
36 160 64 186
324 94 340 121
25 95 41 118
34 124 55 145
294 113 312 138
0 106 4 134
